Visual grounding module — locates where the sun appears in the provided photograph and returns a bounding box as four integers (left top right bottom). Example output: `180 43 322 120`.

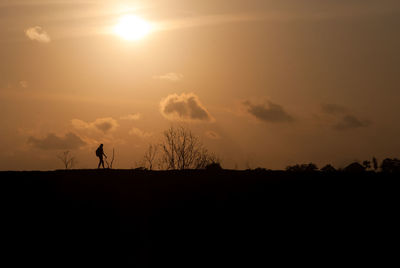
114 15 151 41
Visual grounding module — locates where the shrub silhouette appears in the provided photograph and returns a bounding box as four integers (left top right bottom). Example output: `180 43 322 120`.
380 158 400 173
344 162 365 173
321 164 336 172
254 167 268 172
286 163 318 172
205 162 222 171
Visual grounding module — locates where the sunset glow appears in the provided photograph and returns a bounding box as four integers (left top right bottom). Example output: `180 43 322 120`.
1 2 398 261
114 15 151 41
1 0 400 171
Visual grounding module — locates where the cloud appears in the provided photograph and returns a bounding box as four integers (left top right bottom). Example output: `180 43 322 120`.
334 115 370 131
205 131 220 140
71 117 119 133
28 132 86 150
120 113 141 120
19 81 28 88
160 93 214 122
129 128 153 138
321 103 348 115
320 103 370 130
25 26 51 43
94 118 118 133
243 100 294 123
153 73 184 82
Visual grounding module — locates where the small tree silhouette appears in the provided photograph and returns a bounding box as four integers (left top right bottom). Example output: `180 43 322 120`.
160 126 218 170
143 144 158 170
105 148 115 169
57 151 76 169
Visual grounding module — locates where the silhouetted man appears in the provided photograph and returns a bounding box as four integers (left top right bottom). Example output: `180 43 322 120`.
96 144 107 169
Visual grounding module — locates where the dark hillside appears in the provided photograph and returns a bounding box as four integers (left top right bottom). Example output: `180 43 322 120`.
0 170 398 266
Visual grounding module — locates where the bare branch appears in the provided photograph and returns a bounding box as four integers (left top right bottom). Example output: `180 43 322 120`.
159 126 219 170
143 144 158 170
105 148 115 169
57 151 76 170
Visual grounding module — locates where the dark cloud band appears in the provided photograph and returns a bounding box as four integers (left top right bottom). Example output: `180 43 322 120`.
243 100 294 123
28 132 86 150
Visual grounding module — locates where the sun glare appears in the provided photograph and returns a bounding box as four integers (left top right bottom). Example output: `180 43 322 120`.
114 15 151 41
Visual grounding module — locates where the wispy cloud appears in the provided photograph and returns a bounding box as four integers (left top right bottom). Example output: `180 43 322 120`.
19 81 28 88
334 115 370 131
156 13 267 32
0 0 93 8
153 73 184 82
2 2 398 41
321 103 348 115
71 117 119 134
320 103 371 131
25 26 51 43
128 128 153 138
154 7 392 33
120 113 141 121
205 131 221 140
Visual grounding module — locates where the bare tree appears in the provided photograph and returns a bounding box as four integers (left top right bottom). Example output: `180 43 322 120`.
57 151 76 169
105 148 115 169
160 126 218 170
161 127 178 170
143 144 158 170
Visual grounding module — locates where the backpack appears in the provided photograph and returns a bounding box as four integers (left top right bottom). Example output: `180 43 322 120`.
95 147 101 157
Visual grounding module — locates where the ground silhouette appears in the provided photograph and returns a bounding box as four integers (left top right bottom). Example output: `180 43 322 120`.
1 169 397 266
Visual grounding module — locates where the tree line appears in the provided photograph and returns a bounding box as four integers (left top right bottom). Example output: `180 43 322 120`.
285 157 400 173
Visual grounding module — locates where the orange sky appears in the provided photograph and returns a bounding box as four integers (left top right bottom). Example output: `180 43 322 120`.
1 0 400 170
